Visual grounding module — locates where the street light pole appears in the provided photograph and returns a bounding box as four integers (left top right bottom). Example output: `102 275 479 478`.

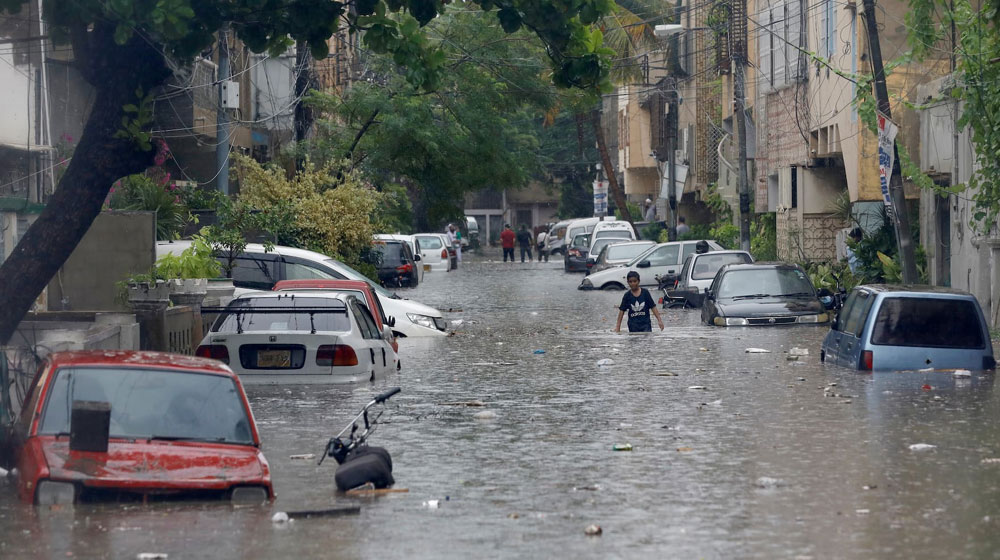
667 89 679 241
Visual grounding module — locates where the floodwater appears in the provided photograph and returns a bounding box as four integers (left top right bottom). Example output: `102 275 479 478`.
3 255 1000 559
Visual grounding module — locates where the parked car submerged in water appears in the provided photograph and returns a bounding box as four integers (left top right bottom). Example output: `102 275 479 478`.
701 263 831 326
579 240 724 290
371 237 422 288
821 285 995 371
667 250 754 307
6 351 272 505
198 292 397 384
585 240 657 275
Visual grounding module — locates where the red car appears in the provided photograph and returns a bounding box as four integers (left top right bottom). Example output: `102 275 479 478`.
6 351 273 504
272 279 399 355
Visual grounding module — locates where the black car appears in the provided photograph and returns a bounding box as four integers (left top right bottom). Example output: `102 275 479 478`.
370 240 421 288
564 233 591 272
701 262 832 326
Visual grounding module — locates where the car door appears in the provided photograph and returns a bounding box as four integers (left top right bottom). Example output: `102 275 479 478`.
824 289 875 367
350 300 390 378
636 244 680 285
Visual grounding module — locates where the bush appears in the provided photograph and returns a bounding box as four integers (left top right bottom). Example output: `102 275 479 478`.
107 172 189 240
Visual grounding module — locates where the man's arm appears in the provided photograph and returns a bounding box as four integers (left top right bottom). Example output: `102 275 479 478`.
651 306 665 330
614 309 625 332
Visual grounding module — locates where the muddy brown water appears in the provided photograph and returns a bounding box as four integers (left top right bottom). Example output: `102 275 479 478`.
3 256 1000 559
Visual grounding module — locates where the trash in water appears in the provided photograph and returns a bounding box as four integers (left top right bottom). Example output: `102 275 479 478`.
442 400 486 407
687 385 708 390
856 509 871 515
919 367 934 372
508 512 520 519
612 443 633 451
473 411 497 421
533 349 546 354
922 384 933 391
789 347 809 356
863 484 878 490
451 319 464 326
754 477 785 489
574 485 601 491
137 554 169 560
953 369 972 378
676 447 693 452
271 512 289 523
745 348 771 353
289 453 315 460
908 443 937 451
699 347 709 352
653 372 678 376
981 458 1000 464
423 500 440 509
597 358 614 366
584 524 603 536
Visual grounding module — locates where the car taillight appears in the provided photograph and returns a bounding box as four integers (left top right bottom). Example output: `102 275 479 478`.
441 248 448 259
569 249 581 257
673 279 679 289
196 344 230 364
861 350 873 371
317 344 359 366
396 263 412 274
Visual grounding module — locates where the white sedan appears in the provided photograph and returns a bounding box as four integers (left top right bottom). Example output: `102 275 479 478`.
414 233 452 272
197 292 396 384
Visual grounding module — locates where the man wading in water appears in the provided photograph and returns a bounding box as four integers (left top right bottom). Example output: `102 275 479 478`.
614 271 665 333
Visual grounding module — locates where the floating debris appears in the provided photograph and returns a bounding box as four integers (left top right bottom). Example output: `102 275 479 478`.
584 524 603 536
789 347 809 356
137 554 169 560
612 443 633 451
954 369 972 378
687 385 708 390
288 453 316 461
474 411 498 420
745 348 771 354
982 458 1000 465
271 512 289 524
676 447 693 452
908 443 937 451
597 358 615 367
423 500 440 509
441 400 486 407
653 372 679 377
533 349 546 354
754 477 785 489
574 485 601 491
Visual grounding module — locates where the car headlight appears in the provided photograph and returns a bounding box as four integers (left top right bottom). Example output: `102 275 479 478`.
406 313 436 329
580 278 593 288
718 317 748 326
36 480 76 505
797 313 829 323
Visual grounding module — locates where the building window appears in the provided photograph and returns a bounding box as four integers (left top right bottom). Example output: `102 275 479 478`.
819 0 836 60
757 0 804 91
790 167 798 209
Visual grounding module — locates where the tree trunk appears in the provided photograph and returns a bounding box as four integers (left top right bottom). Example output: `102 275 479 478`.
0 24 170 345
591 109 634 225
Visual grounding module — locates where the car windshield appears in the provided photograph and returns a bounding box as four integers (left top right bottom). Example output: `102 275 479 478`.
323 259 397 299
371 241 404 265
212 296 351 333
626 244 661 266
871 297 985 348
595 230 631 239
608 243 654 261
692 253 753 280
716 268 814 298
590 238 615 256
417 236 443 249
38 367 253 444
572 235 590 248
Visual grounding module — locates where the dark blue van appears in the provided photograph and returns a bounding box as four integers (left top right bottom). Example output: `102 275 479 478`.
820 285 995 371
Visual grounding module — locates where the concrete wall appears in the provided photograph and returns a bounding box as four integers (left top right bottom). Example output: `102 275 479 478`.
48 211 156 312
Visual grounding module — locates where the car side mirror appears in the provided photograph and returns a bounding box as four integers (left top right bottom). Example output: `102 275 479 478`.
704 288 713 299
637 260 651 268
387 316 396 327
413 254 421 261
817 289 835 310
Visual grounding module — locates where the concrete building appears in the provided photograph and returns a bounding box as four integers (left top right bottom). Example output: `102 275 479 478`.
464 183 561 246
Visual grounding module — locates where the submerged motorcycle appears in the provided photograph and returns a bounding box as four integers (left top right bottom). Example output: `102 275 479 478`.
319 387 400 491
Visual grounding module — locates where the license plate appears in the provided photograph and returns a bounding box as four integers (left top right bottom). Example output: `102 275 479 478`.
423 264 431 271
258 349 291 367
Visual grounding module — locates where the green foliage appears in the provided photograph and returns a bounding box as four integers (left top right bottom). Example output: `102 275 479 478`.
154 235 221 279
803 260 859 293
113 87 155 151
751 212 778 261
107 172 189 240
201 194 295 277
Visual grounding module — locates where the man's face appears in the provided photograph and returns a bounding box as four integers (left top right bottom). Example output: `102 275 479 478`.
627 277 640 288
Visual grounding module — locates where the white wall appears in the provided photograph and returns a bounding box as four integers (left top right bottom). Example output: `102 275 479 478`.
0 51 35 147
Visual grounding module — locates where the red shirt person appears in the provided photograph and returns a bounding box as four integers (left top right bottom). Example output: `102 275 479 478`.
500 224 516 262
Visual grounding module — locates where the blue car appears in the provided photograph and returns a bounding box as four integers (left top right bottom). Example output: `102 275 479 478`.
820 285 995 371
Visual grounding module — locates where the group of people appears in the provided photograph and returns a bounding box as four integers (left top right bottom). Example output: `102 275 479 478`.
500 224 543 263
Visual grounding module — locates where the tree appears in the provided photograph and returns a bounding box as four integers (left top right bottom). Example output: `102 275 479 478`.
0 0 616 344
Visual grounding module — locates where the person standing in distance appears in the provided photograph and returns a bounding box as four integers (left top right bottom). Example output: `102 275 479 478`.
500 224 516 262
614 271 665 333
516 224 534 262
675 216 690 236
536 227 549 262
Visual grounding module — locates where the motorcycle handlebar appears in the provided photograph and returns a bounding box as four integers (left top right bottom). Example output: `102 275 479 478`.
374 387 401 404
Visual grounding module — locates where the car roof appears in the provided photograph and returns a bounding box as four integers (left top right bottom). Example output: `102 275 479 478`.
235 291 352 303
47 350 236 377
158 240 335 263
855 284 977 296
273 279 371 292
718 261 802 272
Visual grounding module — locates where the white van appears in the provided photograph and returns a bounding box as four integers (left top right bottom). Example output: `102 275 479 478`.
561 217 617 250
156 240 447 338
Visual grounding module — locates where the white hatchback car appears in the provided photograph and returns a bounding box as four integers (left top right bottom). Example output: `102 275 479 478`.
374 234 425 285
413 233 452 272
197 292 396 384
578 240 724 290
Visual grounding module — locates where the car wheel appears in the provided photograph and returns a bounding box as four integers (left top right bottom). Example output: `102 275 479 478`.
602 283 625 290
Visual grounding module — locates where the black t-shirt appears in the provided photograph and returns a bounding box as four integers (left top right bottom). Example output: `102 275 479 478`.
516 230 532 246
619 288 657 332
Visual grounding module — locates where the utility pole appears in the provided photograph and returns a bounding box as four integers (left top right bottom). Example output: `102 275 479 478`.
861 0 919 283
666 89 679 241
731 0 751 252
294 40 316 146
216 24 231 195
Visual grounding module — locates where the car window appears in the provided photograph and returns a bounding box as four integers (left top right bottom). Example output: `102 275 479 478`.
645 245 680 266
417 236 443 250
572 235 591 249
284 260 337 280
230 254 278 290
595 230 631 239
591 239 614 255
610 243 654 261
681 242 700 261
372 242 404 266
840 290 874 336
212 296 351 333
678 255 692 285
350 300 376 339
692 253 752 280
871 297 985 348
39 367 253 444
17 362 49 433
358 302 382 340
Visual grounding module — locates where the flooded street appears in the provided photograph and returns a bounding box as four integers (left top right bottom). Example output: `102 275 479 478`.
4 257 1000 559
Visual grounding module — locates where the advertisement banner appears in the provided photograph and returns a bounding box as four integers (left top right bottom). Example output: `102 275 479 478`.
877 113 898 213
593 179 608 216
